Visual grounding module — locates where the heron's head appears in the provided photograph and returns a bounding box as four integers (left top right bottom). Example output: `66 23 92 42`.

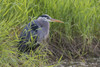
37 14 64 23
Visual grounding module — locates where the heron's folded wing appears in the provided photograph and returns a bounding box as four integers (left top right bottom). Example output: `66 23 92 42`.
18 21 39 52
19 21 38 40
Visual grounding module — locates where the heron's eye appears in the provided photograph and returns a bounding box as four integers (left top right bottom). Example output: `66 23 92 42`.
45 16 50 19
42 16 50 19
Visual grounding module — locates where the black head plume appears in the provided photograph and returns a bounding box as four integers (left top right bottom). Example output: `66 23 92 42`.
39 14 51 19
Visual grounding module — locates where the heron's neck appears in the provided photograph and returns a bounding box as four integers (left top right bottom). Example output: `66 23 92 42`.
42 21 50 32
36 20 50 32
35 19 50 41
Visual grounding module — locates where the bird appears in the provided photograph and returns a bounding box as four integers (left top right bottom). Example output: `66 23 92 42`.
18 14 64 53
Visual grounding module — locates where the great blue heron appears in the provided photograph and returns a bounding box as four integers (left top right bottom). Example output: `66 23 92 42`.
18 14 64 53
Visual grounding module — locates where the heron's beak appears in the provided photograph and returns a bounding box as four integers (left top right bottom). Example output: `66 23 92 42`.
50 19 64 23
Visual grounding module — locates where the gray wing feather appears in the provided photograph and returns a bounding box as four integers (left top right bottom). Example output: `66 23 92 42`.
18 20 39 52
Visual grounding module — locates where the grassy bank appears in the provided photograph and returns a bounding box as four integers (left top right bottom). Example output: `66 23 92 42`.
0 0 100 67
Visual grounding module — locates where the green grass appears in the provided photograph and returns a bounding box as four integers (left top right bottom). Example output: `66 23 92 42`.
0 0 100 67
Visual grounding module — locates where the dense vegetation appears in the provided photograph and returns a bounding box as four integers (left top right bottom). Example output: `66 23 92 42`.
0 0 100 67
